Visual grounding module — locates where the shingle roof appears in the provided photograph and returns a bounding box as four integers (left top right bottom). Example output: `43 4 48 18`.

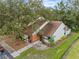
24 20 62 37
39 21 62 36
24 19 46 35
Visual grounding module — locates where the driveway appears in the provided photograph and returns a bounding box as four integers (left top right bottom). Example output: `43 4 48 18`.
0 49 14 59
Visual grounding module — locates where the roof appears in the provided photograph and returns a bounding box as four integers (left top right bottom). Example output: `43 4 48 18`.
24 18 46 36
24 19 62 37
39 21 62 36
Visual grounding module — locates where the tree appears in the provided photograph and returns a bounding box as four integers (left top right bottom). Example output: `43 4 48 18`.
53 0 79 31
0 0 33 40
0 0 49 41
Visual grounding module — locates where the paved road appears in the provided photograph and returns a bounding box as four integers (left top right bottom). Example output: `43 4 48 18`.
0 49 14 59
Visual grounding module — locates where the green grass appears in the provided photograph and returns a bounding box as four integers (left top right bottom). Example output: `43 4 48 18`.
65 39 79 59
16 33 79 59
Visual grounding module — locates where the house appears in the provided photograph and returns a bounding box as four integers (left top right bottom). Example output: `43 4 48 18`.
36 21 71 42
24 17 71 42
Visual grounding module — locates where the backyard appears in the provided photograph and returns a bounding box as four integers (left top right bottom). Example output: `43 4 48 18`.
15 33 79 59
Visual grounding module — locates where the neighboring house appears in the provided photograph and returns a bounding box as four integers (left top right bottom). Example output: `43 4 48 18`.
24 17 71 42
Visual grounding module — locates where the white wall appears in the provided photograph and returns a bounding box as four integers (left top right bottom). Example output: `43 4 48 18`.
53 23 66 42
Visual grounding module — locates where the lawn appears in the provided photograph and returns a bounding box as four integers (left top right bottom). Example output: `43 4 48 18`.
16 33 79 59
65 39 79 59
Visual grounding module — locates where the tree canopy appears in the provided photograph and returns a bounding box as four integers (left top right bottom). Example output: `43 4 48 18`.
0 0 79 40
53 0 79 31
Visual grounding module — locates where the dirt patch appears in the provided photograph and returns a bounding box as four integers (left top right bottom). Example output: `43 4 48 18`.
33 41 49 50
56 36 67 46
3 36 28 51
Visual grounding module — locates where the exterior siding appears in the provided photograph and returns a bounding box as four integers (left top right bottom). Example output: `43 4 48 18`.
53 23 66 42
32 34 40 42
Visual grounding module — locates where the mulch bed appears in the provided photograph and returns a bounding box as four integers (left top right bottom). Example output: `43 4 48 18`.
56 33 73 46
56 36 67 46
3 35 28 51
